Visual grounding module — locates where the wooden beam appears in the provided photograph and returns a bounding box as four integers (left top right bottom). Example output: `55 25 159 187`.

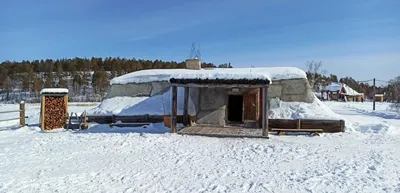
169 83 267 89
64 95 69 125
183 87 189 126
258 88 263 128
41 95 45 130
171 86 178 133
262 86 269 136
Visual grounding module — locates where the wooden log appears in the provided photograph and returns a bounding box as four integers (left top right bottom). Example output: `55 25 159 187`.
171 86 177 133
42 96 66 130
269 119 297 130
271 129 323 132
109 123 150 128
85 115 190 124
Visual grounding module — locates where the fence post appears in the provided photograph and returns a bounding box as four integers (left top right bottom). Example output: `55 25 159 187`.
20 101 26 127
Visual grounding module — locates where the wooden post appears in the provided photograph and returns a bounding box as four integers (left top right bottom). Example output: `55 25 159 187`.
171 86 178 133
183 87 189 126
64 95 69 125
321 91 324 101
262 86 269 137
19 101 25 127
40 95 45 130
373 78 376 111
258 88 263 128
340 120 345 132
296 119 301 129
337 91 340 101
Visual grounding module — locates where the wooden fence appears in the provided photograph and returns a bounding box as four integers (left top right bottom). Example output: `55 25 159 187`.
268 119 345 133
0 102 27 127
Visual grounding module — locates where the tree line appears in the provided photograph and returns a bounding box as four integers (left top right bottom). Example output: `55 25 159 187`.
0 57 218 102
0 58 397 103
305 61 398 101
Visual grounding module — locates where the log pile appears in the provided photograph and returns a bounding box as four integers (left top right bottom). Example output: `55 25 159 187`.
44 96 66 130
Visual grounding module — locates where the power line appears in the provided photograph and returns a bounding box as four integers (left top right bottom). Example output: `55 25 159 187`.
376 79 391 83
357 79 374 83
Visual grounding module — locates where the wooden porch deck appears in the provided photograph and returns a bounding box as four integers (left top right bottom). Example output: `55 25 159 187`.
177 125 269 139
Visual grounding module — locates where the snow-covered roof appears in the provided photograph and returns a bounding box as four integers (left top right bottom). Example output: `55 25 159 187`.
40 88 69 95
110 67 307 85
322 83 362 96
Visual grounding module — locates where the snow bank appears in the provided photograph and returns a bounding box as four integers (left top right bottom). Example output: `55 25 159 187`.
110 67 306 85
270 96 344 120
90 93 345 128
40 88 69 94
88 87 196 116
357 123 400 135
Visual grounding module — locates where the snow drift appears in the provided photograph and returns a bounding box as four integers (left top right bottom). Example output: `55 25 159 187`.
88 87 196 116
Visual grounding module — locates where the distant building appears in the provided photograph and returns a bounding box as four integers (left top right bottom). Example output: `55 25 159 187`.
375 94 385 102
320 82 364 102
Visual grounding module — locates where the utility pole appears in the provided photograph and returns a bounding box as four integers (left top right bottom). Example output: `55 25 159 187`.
373 78 376 111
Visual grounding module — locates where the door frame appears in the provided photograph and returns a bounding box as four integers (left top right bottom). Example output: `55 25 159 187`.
226 93 244 124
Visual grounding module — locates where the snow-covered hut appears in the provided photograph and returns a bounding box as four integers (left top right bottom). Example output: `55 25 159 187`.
321 83 364 101
89 59 316 133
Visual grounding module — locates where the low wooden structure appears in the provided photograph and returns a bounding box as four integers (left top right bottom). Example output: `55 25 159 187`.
40 88 69 130
168 78 271 137
65 111 89 130
375 94 385 102
84 113 345 136
178 125 267 138
0 101 27 128
177 118 345 137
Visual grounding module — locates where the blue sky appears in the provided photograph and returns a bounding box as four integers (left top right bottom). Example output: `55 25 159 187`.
1 0 399 82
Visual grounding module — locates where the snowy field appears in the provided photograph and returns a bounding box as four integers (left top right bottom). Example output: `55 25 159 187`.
1 102 400 192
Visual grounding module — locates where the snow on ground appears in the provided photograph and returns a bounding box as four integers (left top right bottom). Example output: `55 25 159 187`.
325 101 400 135
1 101 400 192
110 67 306 85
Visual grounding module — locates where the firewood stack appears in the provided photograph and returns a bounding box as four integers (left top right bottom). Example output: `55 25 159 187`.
44 96 66 130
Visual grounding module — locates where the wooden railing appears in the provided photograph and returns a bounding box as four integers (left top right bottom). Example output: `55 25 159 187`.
0 102 27 127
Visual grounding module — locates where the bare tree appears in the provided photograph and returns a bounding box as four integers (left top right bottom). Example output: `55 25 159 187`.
189 43 201 59
306 60 327 91
3 76 12 100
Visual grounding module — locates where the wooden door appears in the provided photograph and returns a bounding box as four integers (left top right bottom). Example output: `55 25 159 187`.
243 93 257 121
